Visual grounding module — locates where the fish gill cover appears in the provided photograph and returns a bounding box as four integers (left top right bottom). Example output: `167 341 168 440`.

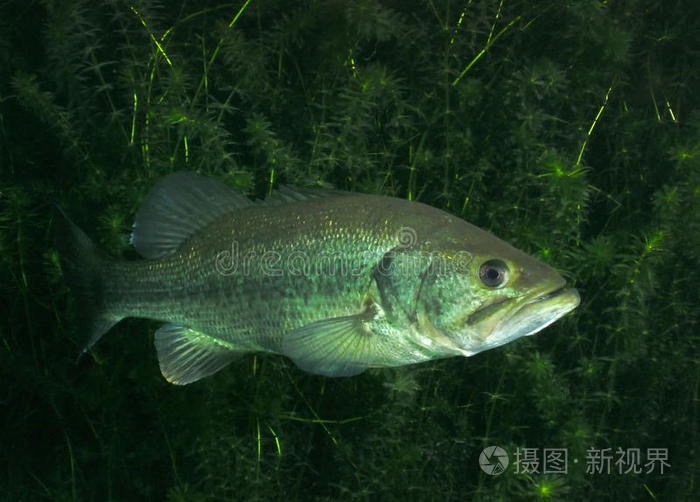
0 0 698 500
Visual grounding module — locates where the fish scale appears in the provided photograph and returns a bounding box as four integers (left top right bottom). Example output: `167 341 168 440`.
95 196 396 352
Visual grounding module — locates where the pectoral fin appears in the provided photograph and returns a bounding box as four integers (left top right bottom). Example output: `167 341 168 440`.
154 323 244 385
281 314 383 377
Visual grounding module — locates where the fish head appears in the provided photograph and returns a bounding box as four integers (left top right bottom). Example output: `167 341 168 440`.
415 223 580 357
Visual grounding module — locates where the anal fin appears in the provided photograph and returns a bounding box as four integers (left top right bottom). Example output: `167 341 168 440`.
154 324 244 385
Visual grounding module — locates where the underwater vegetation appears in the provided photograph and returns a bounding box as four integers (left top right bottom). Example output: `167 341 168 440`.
0 0 698 500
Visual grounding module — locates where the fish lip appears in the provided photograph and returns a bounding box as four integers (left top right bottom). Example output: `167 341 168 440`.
525 284 580 308
503 284 580 336
511 282 581 321
466 281 569 327
525 285 570 306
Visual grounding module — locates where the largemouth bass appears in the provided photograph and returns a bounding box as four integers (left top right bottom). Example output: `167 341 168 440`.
55 172 580 384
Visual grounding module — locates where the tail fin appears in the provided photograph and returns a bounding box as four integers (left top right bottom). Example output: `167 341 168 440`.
53 205 121 352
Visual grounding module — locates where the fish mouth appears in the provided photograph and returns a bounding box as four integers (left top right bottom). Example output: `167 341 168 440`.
525 285 576 307
460 282 580 356
499 285 580 339
467 282 580 327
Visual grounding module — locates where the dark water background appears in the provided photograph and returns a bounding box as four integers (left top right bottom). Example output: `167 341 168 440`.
1 1 698 500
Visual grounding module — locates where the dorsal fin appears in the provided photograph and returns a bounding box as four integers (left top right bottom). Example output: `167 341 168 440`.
262 184 351 206
131 172 253 259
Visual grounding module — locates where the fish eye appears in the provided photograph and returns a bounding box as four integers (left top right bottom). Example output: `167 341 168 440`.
479 259 509 288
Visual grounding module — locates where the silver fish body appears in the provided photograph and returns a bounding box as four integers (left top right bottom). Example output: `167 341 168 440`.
55 172 580 384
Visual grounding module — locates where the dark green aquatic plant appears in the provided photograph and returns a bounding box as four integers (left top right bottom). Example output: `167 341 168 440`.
0 0 698 500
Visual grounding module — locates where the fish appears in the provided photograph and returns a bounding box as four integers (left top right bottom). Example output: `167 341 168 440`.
54 171 580 384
